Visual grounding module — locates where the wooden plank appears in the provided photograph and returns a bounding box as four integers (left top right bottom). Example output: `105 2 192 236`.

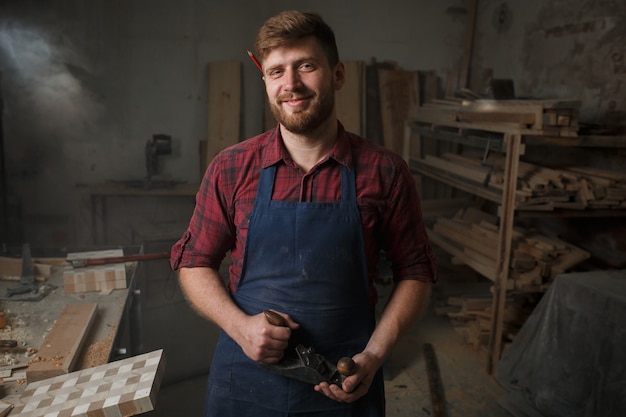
427 228 497 280
456 110 536 126
421 154 490 184
423 343 446 417
0 256 22 277
465 98 582 110
434 219 498 255
13 349 165 417
411 98 585 136
366 60 396 146
410 158 503 203
420 70 440 105
206 61 241 168
444 69 459 99
459 0 478 89
487 133 522 374
379 68 420 154
0 256 64 278
66 249 123 262
26 303 98 383
336 61 366 135
523 134 626 148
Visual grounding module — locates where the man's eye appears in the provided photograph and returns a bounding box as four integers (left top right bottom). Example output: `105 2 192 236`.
269 69 283 78
299 63 315 71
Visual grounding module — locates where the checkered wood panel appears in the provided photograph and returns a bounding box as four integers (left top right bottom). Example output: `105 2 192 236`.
64 250 127 294
12 350 165 417
63 264 126 294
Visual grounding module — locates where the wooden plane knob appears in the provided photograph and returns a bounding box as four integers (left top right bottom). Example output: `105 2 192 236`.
263 309 287 327
337 357 356 376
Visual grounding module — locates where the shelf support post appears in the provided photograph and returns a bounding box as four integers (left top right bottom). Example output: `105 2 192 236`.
487 133 522 374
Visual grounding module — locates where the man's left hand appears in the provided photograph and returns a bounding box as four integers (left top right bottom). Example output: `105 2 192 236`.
313 351 382 403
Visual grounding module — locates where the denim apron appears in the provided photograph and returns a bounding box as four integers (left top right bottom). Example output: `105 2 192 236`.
204 164 385 416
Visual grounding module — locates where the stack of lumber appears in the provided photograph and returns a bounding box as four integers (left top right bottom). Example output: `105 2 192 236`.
434 282 534 355
414 152 626 211
412 98 581 136
428 207 590 292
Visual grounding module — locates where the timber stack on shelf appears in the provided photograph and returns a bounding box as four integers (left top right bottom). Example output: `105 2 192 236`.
404 96 626 374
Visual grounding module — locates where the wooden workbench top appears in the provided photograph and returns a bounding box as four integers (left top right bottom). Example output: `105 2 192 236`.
0 265 133 400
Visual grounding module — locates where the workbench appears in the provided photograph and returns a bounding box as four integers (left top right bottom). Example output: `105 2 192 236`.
0 255 141 406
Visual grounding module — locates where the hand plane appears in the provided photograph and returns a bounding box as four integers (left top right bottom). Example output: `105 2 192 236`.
259 310 356 387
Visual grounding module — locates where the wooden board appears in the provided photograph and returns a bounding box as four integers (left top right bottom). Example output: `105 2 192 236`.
378 68 420 154
26 303 98 383
206 61 242 167
366 60 396 146
0 256 65 278
336 61 366 135
12 349 165 417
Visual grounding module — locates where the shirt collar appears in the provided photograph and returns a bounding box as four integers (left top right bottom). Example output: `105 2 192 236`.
262 122 353 170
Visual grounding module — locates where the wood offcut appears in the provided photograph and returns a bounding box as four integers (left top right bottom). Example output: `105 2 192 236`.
423 342 447 417
26 303 98 383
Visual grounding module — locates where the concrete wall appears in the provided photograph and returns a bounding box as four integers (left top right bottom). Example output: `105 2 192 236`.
472 0 626 126
0 0 624 247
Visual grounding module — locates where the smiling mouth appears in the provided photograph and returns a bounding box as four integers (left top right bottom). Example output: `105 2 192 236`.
280 95 311 103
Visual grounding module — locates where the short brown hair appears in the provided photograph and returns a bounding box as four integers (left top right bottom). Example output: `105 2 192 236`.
254 10 339 68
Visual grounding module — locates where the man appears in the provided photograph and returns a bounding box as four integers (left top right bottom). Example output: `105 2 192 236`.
171 10 437 416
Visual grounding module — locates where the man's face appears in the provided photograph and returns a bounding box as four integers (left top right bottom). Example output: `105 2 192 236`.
262 37 344 134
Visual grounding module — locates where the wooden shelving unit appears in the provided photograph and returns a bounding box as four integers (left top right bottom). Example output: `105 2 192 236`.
404 101 626 373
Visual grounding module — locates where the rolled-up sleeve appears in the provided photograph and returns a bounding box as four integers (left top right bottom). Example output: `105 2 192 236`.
170 157 234 272
382 158 438 284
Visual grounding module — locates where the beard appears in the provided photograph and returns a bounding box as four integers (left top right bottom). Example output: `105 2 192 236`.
269 82 335 134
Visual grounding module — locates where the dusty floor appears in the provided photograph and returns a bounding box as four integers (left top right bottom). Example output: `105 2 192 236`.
144 250 510 417
145 296 512 417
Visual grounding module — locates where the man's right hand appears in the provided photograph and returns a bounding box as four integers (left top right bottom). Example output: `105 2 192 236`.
236 311 299 364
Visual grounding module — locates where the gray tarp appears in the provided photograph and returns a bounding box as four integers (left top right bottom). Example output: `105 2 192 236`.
496 269 626 417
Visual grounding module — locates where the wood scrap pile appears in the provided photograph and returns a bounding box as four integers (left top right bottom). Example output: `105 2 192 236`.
434 282 535 355
428 207 590 292
412 97 581 137
415 152 626 211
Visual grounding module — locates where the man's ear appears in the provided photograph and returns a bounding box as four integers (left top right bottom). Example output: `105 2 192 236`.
333 61 346 91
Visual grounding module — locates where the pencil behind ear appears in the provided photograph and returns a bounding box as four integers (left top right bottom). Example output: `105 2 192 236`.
247 50 263 74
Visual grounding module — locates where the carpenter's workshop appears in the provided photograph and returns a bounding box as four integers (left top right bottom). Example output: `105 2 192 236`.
0 1 625 417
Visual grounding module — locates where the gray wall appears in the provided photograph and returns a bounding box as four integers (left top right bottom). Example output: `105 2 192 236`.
0 0 624 247
473 0 626 126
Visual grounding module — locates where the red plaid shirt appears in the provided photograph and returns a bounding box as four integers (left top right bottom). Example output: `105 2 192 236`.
171 123 437 299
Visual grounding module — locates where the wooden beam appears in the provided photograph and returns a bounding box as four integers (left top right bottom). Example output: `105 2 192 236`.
336 61 366 135
487 133 522 374
26 303 98 383
206 61 242 169
459 0 479 89
379 67 420 154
